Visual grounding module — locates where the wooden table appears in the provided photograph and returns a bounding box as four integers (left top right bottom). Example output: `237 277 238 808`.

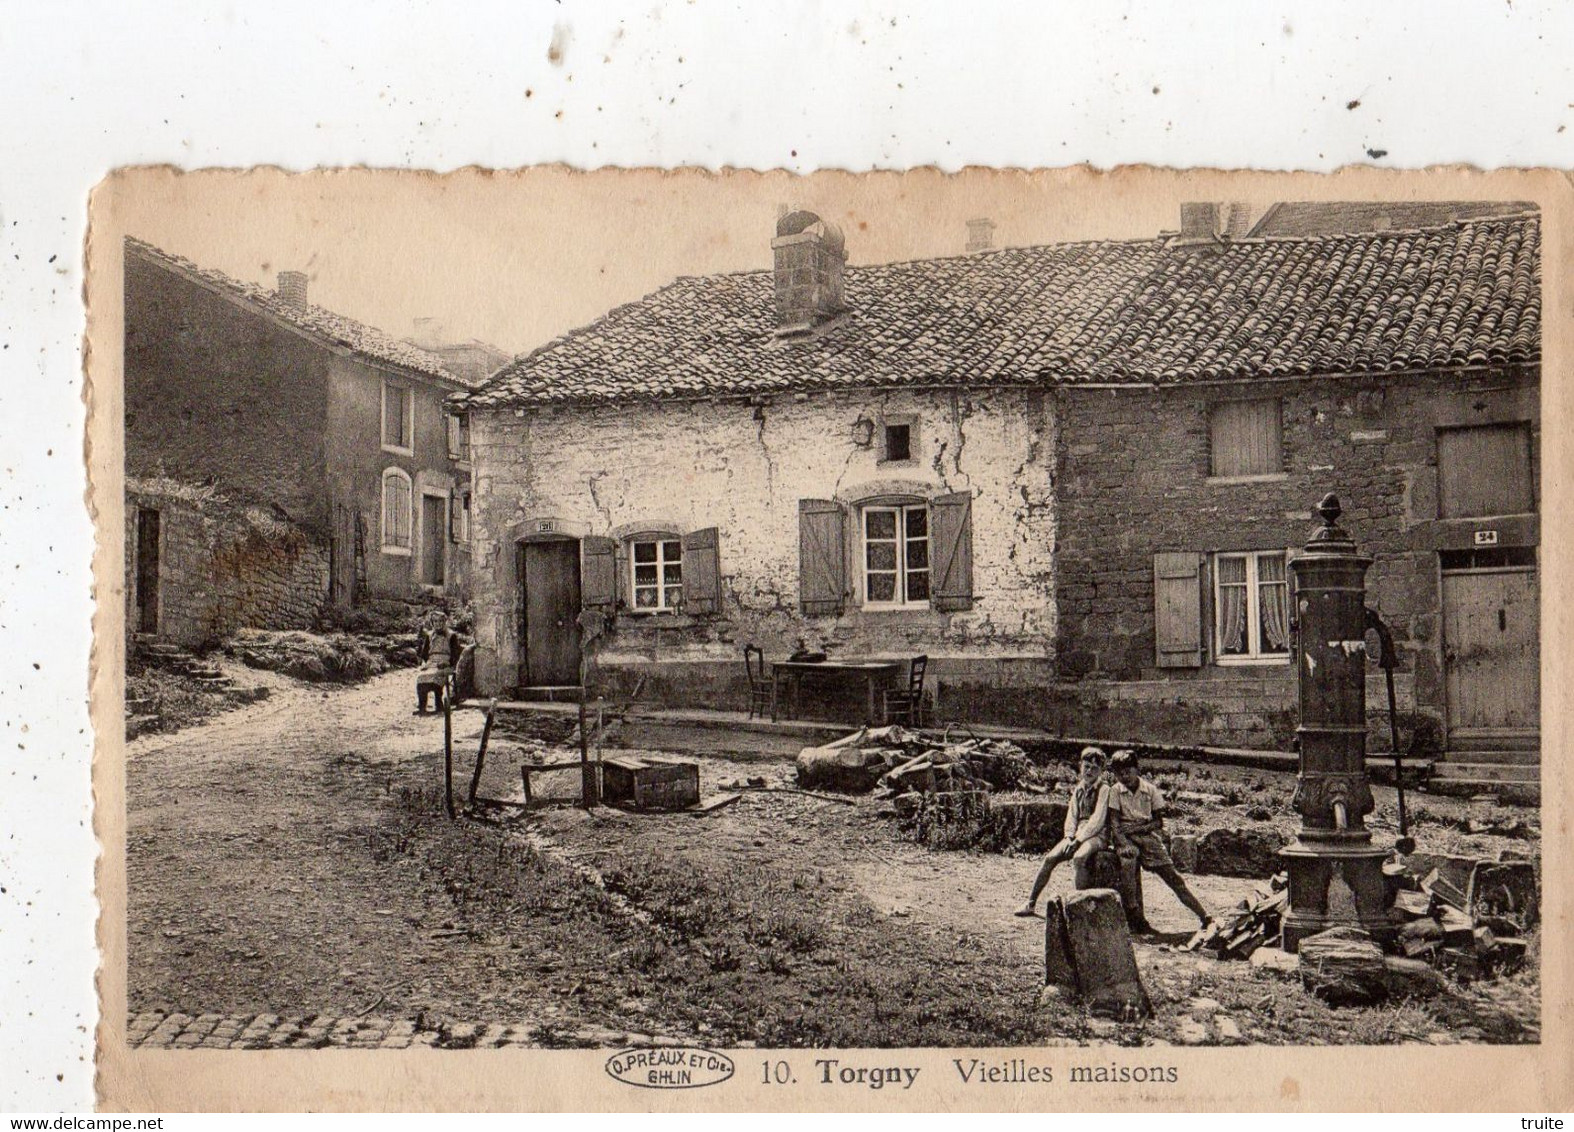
771 659 905 726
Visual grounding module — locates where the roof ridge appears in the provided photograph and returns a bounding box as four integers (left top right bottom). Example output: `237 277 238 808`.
126 236 467 385
1249 210 1539 244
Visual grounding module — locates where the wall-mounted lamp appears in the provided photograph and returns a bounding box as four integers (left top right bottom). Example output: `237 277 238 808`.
851 415 875 448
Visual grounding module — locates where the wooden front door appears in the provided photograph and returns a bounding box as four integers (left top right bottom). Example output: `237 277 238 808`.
1442 565 1539 739
419 493 446 586
135 508 160 635
521 539 582 687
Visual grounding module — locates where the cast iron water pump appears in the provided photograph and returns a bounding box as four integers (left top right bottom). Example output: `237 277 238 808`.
1280 493 1403 951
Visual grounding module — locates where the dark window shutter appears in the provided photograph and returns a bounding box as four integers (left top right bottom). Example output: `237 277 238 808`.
681 527 721 615
1153 551 1203 667
581 536 617 612
1210 399 1282 477
798 499 846 616
614 539 629 611
929 491 974 612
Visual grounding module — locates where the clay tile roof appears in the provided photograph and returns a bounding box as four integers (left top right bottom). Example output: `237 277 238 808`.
458 212 1539 408
126 238 469 386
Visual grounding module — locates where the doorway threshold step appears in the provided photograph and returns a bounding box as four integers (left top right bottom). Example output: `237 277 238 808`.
511 685 588 703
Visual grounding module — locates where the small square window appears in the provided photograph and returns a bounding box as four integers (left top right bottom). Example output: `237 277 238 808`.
883 423 912 462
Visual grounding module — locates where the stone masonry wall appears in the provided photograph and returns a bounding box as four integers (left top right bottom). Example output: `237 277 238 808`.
127 489 330 649
125 252 333 538
467 388 1057 699
1043 368 1539 750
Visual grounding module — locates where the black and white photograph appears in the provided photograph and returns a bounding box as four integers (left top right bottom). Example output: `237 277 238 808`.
95 170 1548 1092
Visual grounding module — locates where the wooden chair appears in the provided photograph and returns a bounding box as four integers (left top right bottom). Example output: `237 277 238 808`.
744 644 774 719
882 654 929 727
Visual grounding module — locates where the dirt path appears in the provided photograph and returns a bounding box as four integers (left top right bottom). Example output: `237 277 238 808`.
127 671 488 1019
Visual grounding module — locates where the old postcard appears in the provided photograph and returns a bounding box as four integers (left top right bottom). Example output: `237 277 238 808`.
89 166 1571 1111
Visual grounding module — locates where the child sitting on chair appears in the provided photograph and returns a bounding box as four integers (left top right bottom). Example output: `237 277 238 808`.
1014 746 1110 918
414 611 459 715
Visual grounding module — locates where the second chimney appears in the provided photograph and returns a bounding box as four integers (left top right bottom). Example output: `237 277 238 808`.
771 210 846 336
277 270 309 310
1177 202 1221 243
966 218 996 253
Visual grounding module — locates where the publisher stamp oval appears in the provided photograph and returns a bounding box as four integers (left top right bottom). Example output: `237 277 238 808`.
605 1047 736 1090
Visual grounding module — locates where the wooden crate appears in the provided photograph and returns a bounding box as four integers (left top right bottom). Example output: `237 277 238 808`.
601 756 700 811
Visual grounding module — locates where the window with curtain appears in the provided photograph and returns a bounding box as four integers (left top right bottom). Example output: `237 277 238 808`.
1214 550 1290 662
381 468 412 553
631 537 683 611
1209 399 1283 477
862 503 930 608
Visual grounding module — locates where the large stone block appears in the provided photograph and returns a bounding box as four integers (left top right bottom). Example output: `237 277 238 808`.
1048 888 1152 1019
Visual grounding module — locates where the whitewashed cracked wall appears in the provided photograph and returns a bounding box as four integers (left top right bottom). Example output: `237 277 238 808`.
466 387 1056 696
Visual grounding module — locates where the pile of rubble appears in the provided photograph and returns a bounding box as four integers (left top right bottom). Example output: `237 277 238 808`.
227 628 387 683
1190 850 1536 1003
794 726 1037 795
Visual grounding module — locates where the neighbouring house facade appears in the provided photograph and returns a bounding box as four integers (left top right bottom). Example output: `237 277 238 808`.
455 206 1540 781
407 317 513 386
125 239 480 646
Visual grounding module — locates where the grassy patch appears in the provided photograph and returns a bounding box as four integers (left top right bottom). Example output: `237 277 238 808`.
385 787 1060 1047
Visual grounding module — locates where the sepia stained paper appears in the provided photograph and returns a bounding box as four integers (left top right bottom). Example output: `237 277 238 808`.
89 166 1572 1111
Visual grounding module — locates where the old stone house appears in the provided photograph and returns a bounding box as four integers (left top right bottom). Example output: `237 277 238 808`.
1037 208 1540 796
454 206 1539 787
125 239 481 645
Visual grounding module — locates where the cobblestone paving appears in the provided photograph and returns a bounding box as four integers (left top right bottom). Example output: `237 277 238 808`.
126 1012 710 1050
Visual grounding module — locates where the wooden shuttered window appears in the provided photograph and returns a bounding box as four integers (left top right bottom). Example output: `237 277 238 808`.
1209 399 1283 477
581 536 618 612
681 527 721 615
929 491 975 612
1437 424 1533 519
799 499 847 615
1153 551 1204 667
381 470 411 550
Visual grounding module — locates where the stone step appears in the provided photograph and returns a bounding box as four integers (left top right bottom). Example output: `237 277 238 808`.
1431 762 1540 783
1440 748 1540 766
1447 729 1539 752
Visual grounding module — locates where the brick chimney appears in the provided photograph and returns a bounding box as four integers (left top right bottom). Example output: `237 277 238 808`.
965 218 996 253
771 210 846 336
1169 203 1224 251
277 270 309 309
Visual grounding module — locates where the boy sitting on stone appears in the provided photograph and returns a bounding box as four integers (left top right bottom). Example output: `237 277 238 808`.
1090 749 1214 934
1014 746 1110 918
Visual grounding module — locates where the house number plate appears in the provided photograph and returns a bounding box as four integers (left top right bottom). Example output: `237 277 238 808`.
1474 529 1499 546
537 520 555 533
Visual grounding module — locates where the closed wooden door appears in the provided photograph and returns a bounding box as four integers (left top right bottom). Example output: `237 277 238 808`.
330 504 356 605
1442 568 1538 734
522 539 582 686
420 494 446 586
135 508 160 634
